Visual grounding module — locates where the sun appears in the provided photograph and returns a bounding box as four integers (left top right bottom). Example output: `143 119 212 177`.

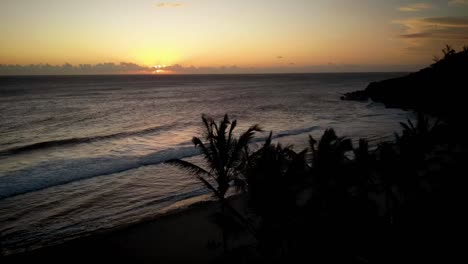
152 65 172 74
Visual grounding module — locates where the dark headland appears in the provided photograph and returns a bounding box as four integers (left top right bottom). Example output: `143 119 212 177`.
342 45 468 121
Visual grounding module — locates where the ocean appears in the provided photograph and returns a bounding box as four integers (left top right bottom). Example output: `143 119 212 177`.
0 73 411 255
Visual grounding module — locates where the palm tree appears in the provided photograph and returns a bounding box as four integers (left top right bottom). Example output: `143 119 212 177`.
397 113 438 142
306 129 360 261
308 129 354 212
244 132 308 258
442 44 455 58
376 142 401 224
307 129 354 220
352 138 376 197
165 114 260 252
395 112 443 167
246 132 306 214
309 128 353 174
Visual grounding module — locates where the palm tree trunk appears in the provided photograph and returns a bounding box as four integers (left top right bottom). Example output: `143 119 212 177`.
218 196 258 238
221 202 228 253
385 187 393 224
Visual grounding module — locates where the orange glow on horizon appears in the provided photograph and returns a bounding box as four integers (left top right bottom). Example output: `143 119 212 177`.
152 65 173 74
1 0 467 74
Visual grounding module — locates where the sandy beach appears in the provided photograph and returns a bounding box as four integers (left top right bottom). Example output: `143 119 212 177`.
3 195 255 263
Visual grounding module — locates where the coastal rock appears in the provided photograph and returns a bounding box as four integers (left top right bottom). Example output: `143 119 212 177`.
342 47 468 120
340 90 369 101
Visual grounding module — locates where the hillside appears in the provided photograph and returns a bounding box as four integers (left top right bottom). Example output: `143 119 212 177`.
342 46 468 121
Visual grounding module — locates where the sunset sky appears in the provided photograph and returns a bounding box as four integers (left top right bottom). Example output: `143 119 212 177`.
1 0 467 74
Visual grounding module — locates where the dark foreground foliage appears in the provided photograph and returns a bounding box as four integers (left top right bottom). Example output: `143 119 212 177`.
168 112 467 263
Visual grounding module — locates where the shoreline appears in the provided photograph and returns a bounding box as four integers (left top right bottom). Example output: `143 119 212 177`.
1 193 213 255
3 194 254 263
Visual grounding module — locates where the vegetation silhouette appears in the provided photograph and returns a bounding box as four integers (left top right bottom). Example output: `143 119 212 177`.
170 110 465 263
244 132 308 259
165 114 260 252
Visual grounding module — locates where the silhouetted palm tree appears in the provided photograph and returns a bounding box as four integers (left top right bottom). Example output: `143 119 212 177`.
397 113 438 141
352 138 377 198
308 129 354 222
165 114 260 252
309 128 353 174
245 131 308 258
354 139 371 163
442 44 456 58
307 129 370 262
246 132 306 213
383 113 444 225
375 142 401 224
395 112 442 166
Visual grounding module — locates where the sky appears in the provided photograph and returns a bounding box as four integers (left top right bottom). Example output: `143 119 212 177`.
0 0 467 74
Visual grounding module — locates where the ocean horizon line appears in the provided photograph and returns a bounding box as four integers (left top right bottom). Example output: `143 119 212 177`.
0 71 411 77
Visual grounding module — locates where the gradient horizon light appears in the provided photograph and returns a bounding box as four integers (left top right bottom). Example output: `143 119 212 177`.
1 0 467 74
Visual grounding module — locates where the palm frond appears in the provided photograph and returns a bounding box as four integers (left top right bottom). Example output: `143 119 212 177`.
227 119 237 145
337 138 353 153
400 122 412 134
165 159 210 177
227 124 261 169
201 114 214 139
407 119 415 131
192 137 217 171
309 135 317 146
264 131 273 148
237 124 262 149
165 159 219 193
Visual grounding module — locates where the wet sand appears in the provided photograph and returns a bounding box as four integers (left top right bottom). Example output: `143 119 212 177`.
3 195 255 264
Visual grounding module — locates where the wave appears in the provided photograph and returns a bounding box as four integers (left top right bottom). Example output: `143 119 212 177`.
0 146 201 199
0 125 320 199
274 126 320 139
0 124 176 156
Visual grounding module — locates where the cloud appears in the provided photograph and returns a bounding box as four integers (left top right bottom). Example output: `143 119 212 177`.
0 63 425 75
277 56 284 59
163 64 246 74
398 3 434 12
400 32 433 38
395 16 468 40
154 2 184 8
449 0 468 6
423 16 468 27
394 16 468 54
162 64 421 74
0 62 154 75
